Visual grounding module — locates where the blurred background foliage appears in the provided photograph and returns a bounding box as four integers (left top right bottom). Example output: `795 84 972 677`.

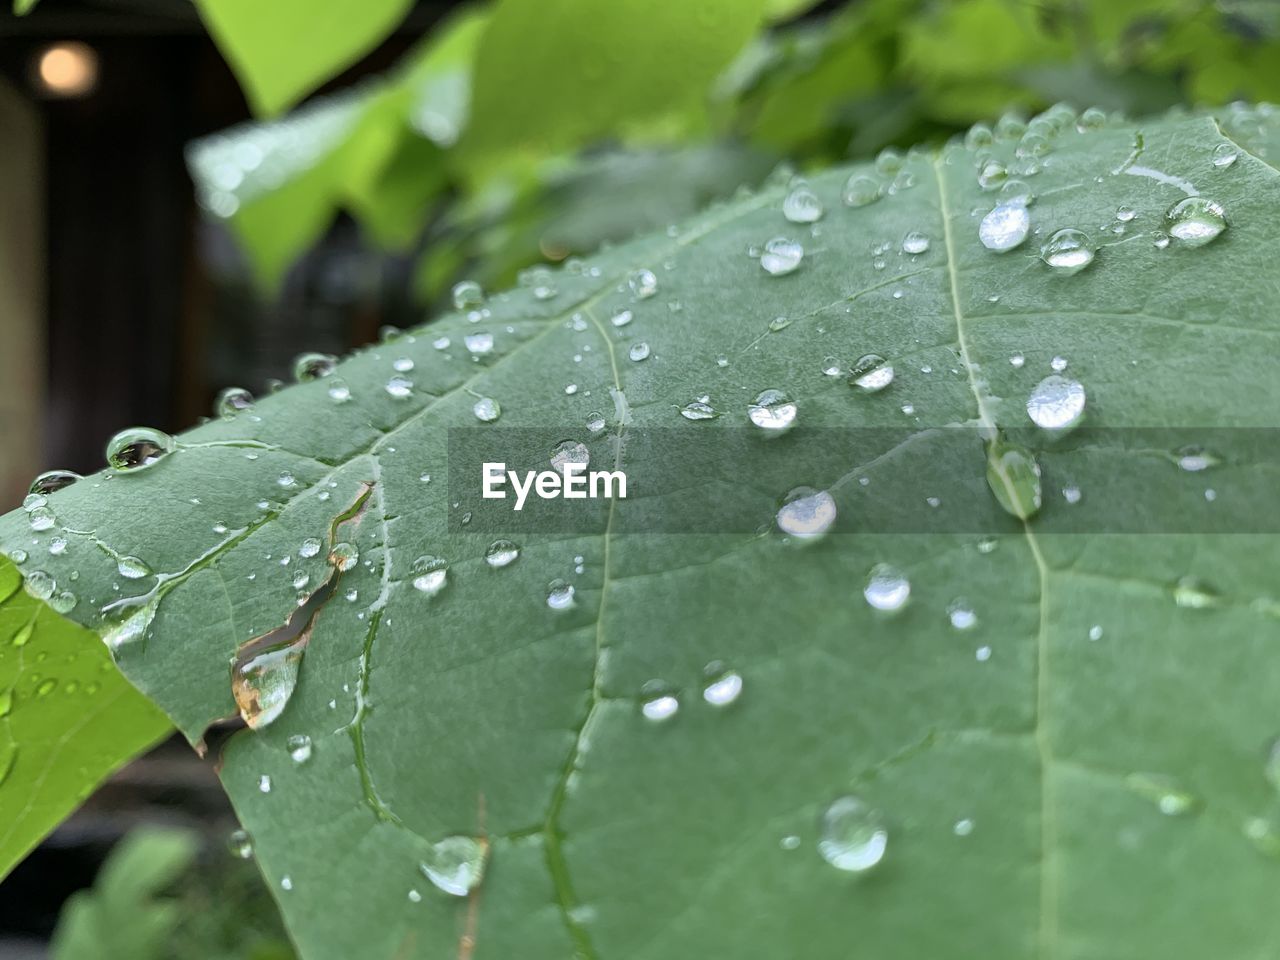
4 0 1280 956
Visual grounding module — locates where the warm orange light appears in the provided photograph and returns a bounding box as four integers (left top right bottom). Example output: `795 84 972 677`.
36 42 98 98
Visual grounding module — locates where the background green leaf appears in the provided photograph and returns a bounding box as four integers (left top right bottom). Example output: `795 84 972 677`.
0 555 170 881
8 107 1280 957
193 0 416 117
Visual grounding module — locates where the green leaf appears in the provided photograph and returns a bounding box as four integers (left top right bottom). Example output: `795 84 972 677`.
51 827 199 960
0 556 170 882
193 0 415 117
461 0 770 165
7 107 1280 957
187 8 488 289
13 0 39 14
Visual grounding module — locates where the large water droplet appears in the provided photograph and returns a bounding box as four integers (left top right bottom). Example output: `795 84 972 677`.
1026 375 1086 430
986 441 1042 520
864 563 910 612
232 640 305 730
641 684 679 722
702 663 742 706
979 203 1030 252
747 389 797 433
818 796 888 873
1040 228 1095 272
901 231 930 254
106 427 175 472
783 186 824 223
849 354 894 393
293 352 337 382
1211 143 1239 169
116 556 152 580
419 836 488 897
1166 197 1227 246
775 488 836 540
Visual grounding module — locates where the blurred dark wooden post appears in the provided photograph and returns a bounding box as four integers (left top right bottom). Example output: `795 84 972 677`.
0 76 44 509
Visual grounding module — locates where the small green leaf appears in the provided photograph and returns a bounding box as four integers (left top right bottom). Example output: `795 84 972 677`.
0 555 170 882
13 0 39 14
50 827 199 960
193 0 415 117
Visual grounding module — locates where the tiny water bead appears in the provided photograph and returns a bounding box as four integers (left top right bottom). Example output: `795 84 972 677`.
1211 143 1239 169
473 397 501 422
1174 575 1218 609
293 352 337 382
1040 228 1095 272
1125 772 1199 816
821 356 842 377
117 556 151 580
842 174 881 207
106 427 176 472
901 231 930 255
775 488 837 540
299 537 322 559
327 379 351 402
947 600 978 630
451 279 485 310
848 354 894 393
411 556 449 596
227 829 254 860
1176 445 1219 472
610 308 633 328
953 818 976 837
979 203 1030 252
817 796 888 873
863 563 910 612
287 734 313 763
483 540 521 569
419 836 488 897
783 185 824 223
641 686 680 722
747 389 797 433
385 375 413 399
1026 375 1086 430
546 579 575 610
628 269 658 299
702 664 743 707
215 386 255 417
628 342 651 362
1165 197 1227 246
464 332 495 355
680 396 718 421
29 470 81 496
760 237 804 275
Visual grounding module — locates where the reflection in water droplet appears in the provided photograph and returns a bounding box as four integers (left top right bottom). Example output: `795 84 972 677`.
227 829 254 860
30 469 82 496
843 174 881 207
1176 445 1219 472
775 488 836 540
948 600 977 630
411 556 448 596
473 397 501 423
299 538 322 559
628 269 658 299
106 428 176 472
986 441 1042 520
1166 197 1227 246
465 332 495 355
117 556 151 580
747 389 797 433
385 375 413 399
233 641 305 730
1026 375 1086 430
215 387 255 418
864 564 910 612
293 353 337 382
702 664 742 706
452 280 485 310
680 396 718 421
901 231 930 254
979 203 1030 252
783 186 824 223
760 238 804 276
419 836 488 896
1211 143 1239 169
641 687 679 722
818 796 888 873
1040 229 1095 272
849 354 893 393
628 342 651 362
485 540 520 569
546 579 575 610
329 542 359 571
